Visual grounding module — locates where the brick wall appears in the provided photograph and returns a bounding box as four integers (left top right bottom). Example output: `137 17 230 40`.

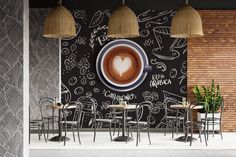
188 10 236 131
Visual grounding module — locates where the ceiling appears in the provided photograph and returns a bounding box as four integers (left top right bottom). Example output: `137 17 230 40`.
29 0 236 10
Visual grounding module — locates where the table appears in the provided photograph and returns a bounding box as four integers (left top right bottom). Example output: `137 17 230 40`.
108 104 136 142
170 104 203 142
47 103 70 142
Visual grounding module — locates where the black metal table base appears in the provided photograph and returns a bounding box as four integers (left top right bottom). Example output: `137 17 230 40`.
175 136 197 142
49 136 70 142
113 136 133 142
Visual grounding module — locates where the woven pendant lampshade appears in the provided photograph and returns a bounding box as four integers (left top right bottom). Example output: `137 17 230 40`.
43 4 76 38
170 5 203 38
107 5 139 38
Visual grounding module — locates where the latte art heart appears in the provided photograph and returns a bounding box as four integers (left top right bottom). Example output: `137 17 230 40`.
113 56 132 77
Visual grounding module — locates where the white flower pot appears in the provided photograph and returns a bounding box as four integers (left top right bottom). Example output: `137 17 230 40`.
197 112 220 131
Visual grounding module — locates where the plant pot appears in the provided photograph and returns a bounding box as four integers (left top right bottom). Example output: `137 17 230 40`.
197 112 220 131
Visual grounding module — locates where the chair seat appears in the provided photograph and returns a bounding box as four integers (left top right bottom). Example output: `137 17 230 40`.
95 119 115 123
60 121 78 124
115 116 132 120
128 121 148 125
167 116 184 120
30 120 44 124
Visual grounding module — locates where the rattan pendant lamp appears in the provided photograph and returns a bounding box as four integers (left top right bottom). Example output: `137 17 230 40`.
170 0 203 38
107 0 139 38
43 0 76 38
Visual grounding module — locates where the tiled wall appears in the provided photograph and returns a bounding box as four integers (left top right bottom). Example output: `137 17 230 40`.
29 9 59 120
188 10 236 131
0 0 23 156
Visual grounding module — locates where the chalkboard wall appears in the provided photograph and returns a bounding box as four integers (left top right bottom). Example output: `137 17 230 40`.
61 9 187 128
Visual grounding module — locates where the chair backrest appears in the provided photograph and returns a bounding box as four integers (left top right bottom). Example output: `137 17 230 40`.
189 101 208 123
62 101 82 123
77 96 97 114
39 97 54 119
135 102 152 126
164 99 182 117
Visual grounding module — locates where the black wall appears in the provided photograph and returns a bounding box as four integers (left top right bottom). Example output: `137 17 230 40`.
61 9 187 128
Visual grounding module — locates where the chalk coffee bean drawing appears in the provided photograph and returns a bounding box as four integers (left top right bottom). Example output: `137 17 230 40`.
74 87 84 95
68 77 77 86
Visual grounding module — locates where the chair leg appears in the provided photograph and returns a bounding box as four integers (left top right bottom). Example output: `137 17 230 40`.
93 121 97 142
190 123 193 146
52 118 55 135
139 130 141 142
185 127 189 143
109 123 113 142
126 125 130 144
42 123 47 143
164 119 168 136
172 121 174 139
77 124 81 145
64 124 67 146
207 121 209 140
136 128 139 147
198 125 202 143
118 124 120 136
38 124 41 141
203 124 208 146
220 122 223 140
72 125 75 142
29 123 31 144
148 127 151 145
47 119 50 139
113 122 116 136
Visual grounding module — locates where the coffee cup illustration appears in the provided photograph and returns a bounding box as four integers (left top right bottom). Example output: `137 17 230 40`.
96 39 152 92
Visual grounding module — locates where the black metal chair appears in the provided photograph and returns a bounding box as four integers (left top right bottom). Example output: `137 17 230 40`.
127 102 152 146
186 101 208 146
204 98 224 140
29 106 47 144
39 97 58 139
59 101 82 146
164 100 185 138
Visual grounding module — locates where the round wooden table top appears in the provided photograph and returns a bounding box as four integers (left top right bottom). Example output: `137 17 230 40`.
170 104 203 110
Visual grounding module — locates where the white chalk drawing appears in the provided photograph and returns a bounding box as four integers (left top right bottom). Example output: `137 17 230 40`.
137 10 172 23
145 18 169 28
61 48 70 55
178 61 187 85
89 10 106 28
140 29 150 37
170 38 187 55
68 77 77 86
81 76 87 85
144 38 154 47
89 81 96 86
152 30 163 51
89 25 108 52
61 83 71 103
93 88 100 93
70 44 77 52
150 59 167 71
76 36 87 45
151 102 163 114
150 74 172 88
170 68 177 78
74 87 84 95
62 41 69 47
86 92 93 97
86 72 95 80
103 89 136 101
101 100 111 110
142 91 159 102
64 54 77 71
180 86 187 94
74 10 86 19
149 115 156 124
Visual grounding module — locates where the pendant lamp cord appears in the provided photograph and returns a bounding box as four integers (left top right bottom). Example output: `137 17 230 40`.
122 0 125 5
58 0 62 5
185 0 189 5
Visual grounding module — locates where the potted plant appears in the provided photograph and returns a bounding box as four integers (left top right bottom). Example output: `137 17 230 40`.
193 79 223 131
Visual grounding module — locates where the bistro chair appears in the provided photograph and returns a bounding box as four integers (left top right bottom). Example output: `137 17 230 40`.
127 102 152 146
59 101 82 146
164 100 185 138
186 101 208 146
29 106 47 144
39 97 58 139
203 98 224 140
